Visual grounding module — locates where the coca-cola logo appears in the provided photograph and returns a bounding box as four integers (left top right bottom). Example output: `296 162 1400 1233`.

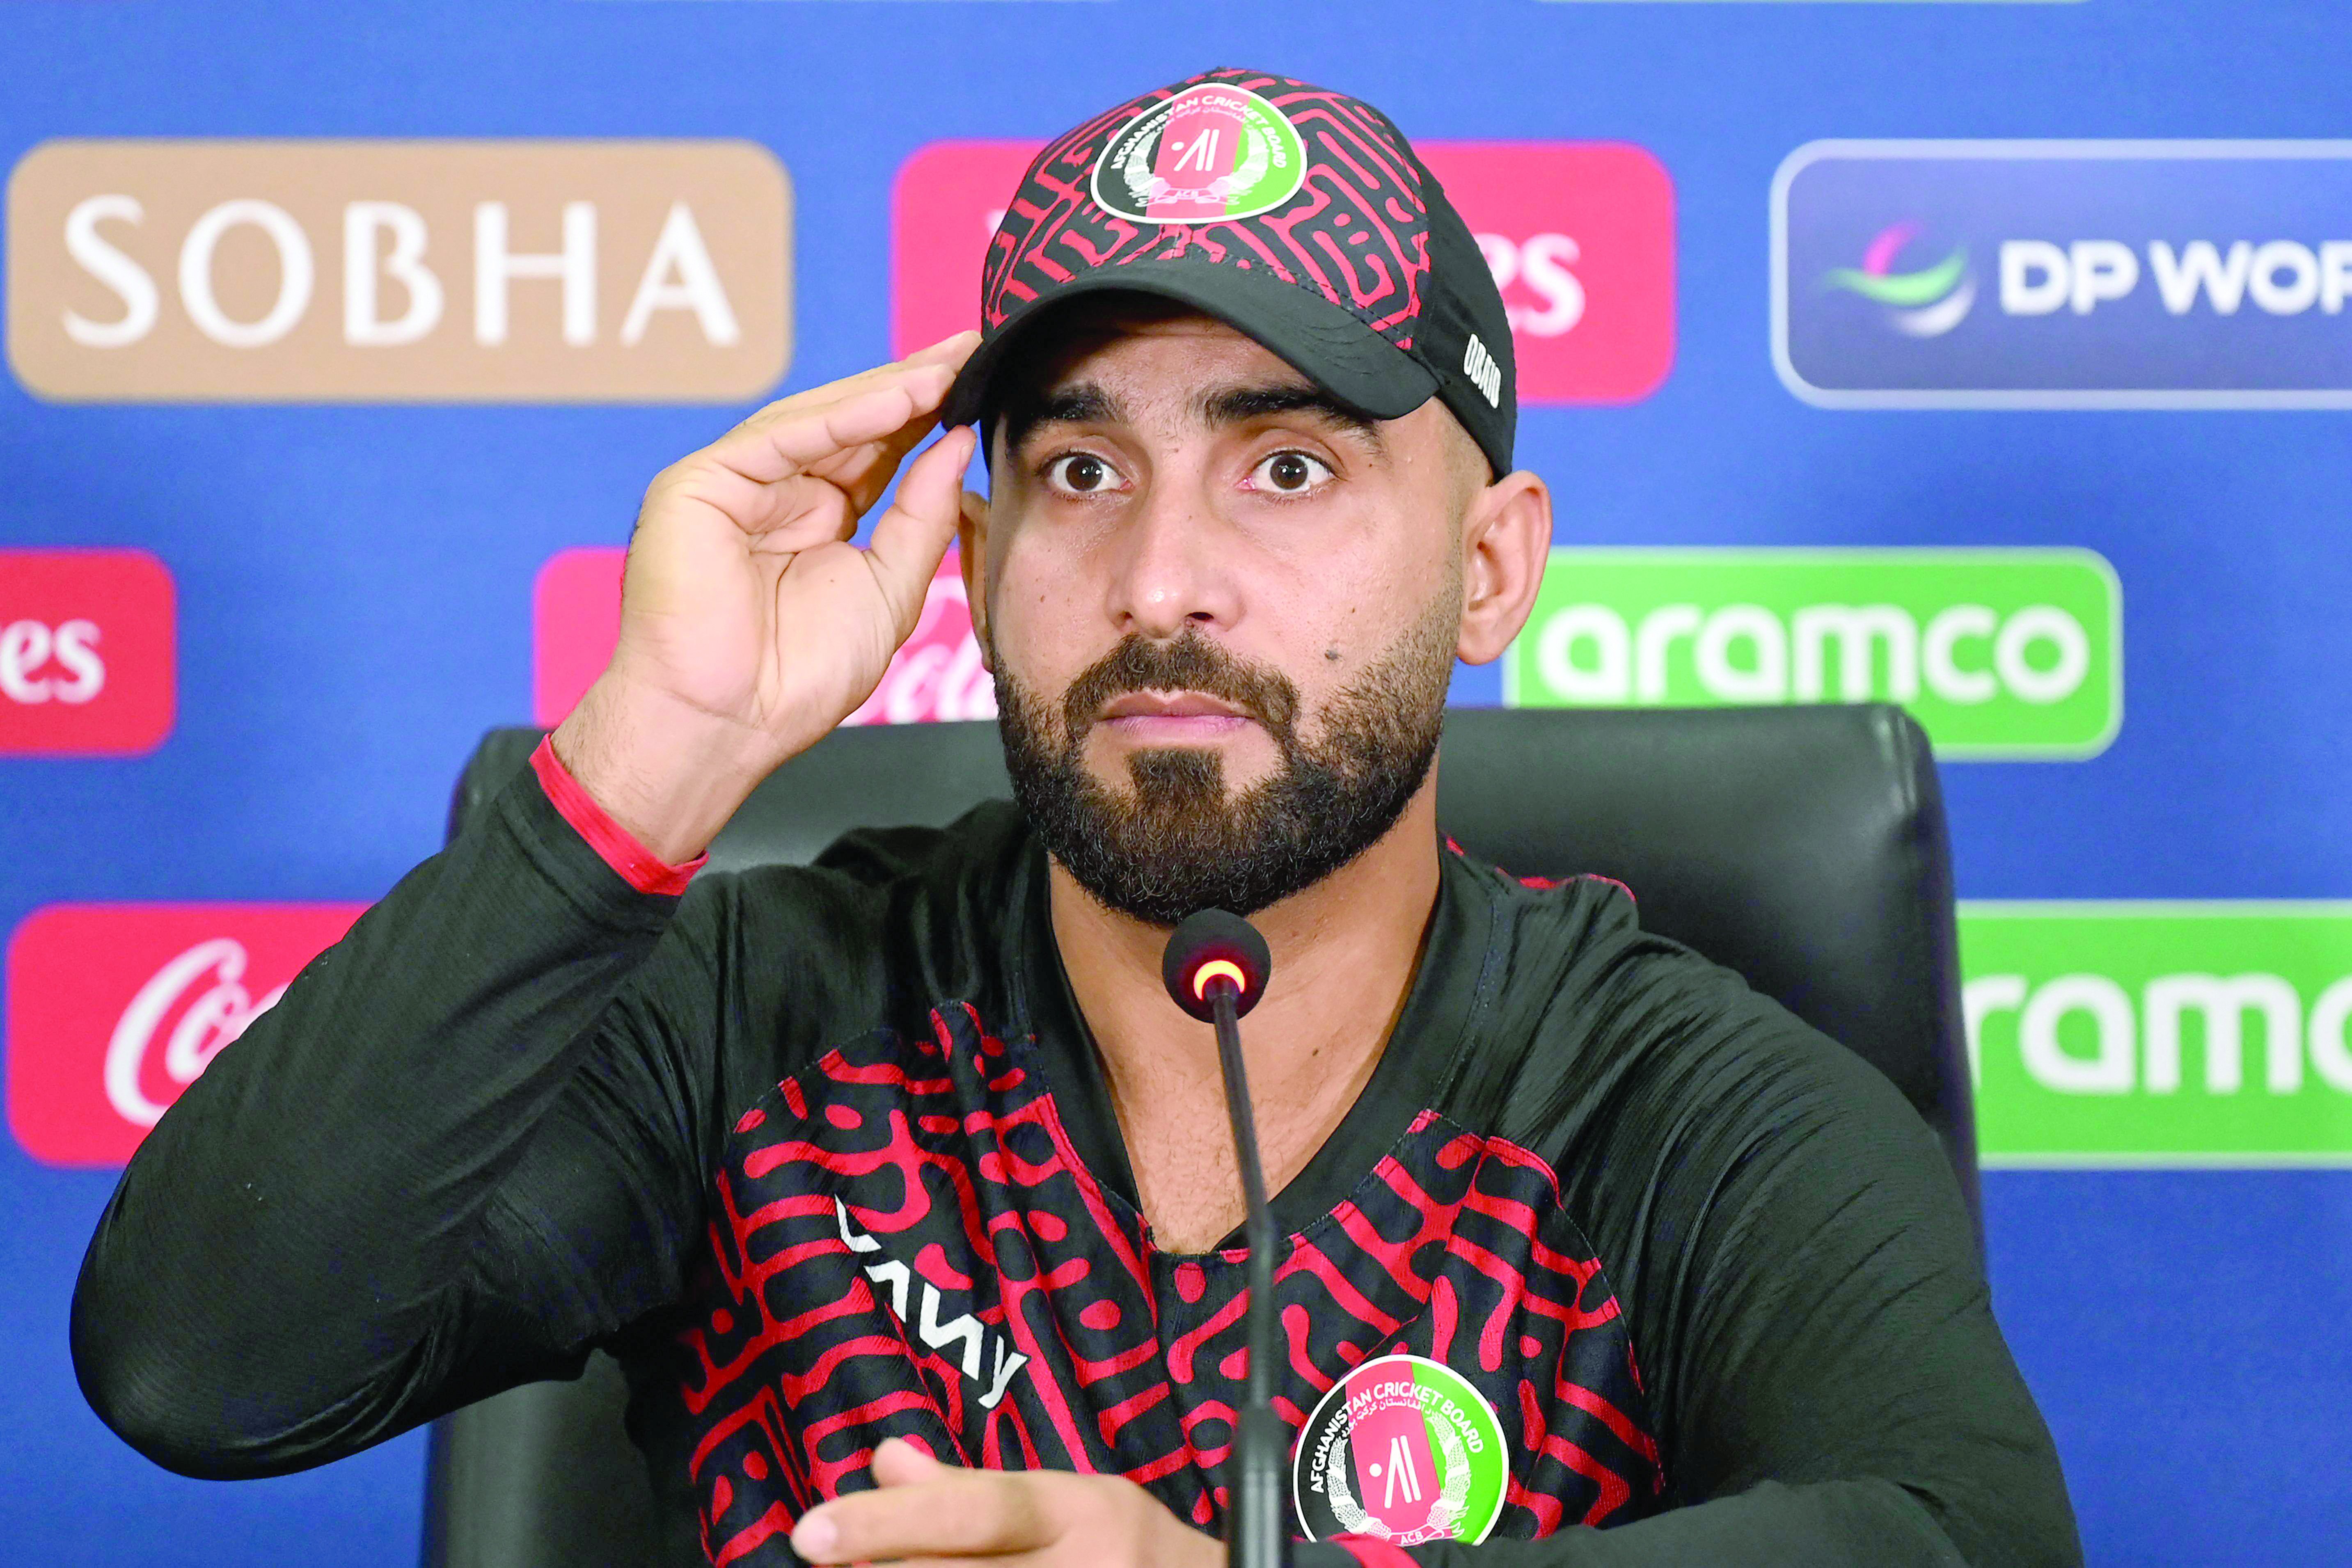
102 938 289 1127
841 564 996 726
891 140 1675 404
6 903 364 1165
0 548 176 755
532 545 992 729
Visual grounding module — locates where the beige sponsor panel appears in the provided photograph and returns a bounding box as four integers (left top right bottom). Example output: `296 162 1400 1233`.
7 139 790 401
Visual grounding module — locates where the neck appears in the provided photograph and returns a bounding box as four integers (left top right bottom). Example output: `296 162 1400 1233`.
1047 768 1444 1249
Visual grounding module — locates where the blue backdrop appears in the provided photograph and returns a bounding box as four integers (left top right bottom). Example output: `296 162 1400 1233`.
2 3 2347 1564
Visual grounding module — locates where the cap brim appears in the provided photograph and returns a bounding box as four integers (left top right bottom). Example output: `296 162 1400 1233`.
942 259 1441 434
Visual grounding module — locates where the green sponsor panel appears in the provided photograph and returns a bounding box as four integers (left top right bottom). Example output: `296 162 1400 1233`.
1502 548 2121 758
1961 903 2352 1166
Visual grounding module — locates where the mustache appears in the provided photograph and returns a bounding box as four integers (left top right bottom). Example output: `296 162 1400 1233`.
1060 632 1301 743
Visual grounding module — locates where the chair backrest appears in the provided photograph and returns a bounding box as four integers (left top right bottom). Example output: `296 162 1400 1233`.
422 705 1976 1568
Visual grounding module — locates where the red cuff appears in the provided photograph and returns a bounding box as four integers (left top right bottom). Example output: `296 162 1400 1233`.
529 735 705 897
1331 1541 1418 1568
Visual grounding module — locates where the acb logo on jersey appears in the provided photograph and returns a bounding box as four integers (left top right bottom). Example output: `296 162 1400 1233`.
1292 1354 1509 1546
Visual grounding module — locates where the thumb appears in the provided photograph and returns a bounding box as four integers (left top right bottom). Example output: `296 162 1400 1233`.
869 1435 950 1488
865 425 976 633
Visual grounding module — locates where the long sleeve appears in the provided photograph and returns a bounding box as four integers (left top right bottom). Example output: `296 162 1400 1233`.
70 763 721 1479
1310 903 2079 1568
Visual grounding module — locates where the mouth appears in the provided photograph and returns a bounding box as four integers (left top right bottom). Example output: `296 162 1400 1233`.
1096 689 1255 744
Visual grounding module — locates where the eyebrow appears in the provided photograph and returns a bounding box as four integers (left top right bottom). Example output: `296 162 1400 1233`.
999 385 1124 456
1197 383 1385 452
1002 378 1386 458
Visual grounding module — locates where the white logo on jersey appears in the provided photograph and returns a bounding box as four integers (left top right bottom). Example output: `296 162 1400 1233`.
834 1199 1029 1409
1381 1434 1424 1509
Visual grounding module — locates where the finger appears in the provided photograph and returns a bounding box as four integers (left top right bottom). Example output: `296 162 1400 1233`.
735 476 858 554
708 364 958 487
790 1471 1048 1565
756 366 953 472
870 1435 951 1488
650 460 857 550
669 431 918 548
737 334 969 422
865 426 978 629
802 410 946 519
801 336 978 508
902 327 982 369
715 330 972 449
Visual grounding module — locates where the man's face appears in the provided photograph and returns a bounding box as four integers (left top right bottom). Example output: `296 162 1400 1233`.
969 303 1482 925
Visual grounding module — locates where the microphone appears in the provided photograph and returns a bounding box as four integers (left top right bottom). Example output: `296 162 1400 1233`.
1162 910 1289 1568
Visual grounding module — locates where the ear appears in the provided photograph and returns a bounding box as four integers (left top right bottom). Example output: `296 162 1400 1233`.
1455 469 1552 666
957 487 994 672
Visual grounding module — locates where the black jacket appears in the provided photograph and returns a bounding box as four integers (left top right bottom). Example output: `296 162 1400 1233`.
74 765 2079 1568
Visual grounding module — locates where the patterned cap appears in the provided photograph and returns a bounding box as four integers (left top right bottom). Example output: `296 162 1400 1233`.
941 66 1516 476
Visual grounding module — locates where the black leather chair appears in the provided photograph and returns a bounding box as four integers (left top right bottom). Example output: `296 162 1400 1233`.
420 705 1976 1568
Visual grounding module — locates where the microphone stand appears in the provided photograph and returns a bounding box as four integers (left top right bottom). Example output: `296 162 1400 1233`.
1204 974 1290 1568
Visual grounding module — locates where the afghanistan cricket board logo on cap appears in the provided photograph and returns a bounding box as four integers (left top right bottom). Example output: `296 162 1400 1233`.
1090 83 1308 225
1292 1354 1509 1547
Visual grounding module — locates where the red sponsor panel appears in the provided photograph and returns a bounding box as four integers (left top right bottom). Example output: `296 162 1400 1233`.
892 142 1044 360
1418 143 1675 405
890 140 1674 404
0 548 176 755
532 546 626 730
6 902 366 1165
531 546 992 730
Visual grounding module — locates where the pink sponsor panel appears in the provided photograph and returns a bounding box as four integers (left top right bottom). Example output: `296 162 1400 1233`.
531 546 628 729
1416 144 1675 405
891 140 1674 403
531 546 992 730
892 142 1044 361
5 902 367 1166
0 548 176 755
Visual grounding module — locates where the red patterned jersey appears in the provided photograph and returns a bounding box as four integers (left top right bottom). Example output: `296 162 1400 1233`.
75 774 2076 1568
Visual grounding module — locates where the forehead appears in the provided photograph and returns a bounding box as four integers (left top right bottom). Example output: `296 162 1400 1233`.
1018 300 1312 403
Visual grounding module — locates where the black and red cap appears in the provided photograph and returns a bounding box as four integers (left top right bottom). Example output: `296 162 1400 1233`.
942 66 1517 477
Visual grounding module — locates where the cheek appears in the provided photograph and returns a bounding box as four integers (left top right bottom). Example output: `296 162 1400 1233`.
987 536 1102 695
1265 562 1420 673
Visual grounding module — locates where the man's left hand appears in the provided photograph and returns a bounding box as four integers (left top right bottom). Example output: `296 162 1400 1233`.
788 1436 1225 1567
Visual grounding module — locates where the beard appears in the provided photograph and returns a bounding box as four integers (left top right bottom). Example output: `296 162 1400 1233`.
994 585 1458 927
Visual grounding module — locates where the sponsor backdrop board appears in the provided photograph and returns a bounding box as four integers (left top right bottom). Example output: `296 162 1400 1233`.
1775 141 2352 407
1963 903 2352 1164
1505 547 2123 756
0 5 2345 1567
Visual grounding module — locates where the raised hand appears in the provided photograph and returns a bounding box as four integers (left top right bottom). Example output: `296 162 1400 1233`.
552 332 980 862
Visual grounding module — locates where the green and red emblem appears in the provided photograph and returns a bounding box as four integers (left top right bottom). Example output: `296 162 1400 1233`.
1090 83 1308 224
1292 1354 1510 1546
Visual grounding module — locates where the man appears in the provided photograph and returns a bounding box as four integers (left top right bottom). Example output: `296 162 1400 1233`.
74 68 2078 1568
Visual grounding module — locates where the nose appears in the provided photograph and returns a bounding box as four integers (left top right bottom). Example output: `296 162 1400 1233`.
1102 471 1239 642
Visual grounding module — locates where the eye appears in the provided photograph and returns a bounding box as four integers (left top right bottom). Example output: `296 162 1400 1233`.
1042 452 1127 496
1246 450 1333 496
